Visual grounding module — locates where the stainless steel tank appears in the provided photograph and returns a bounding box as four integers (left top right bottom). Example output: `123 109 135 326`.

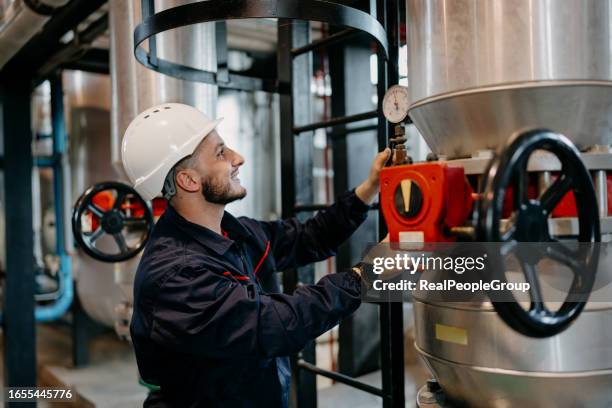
413 298 612 408
406 0 612 159
64 70 139 327
405 1 612 406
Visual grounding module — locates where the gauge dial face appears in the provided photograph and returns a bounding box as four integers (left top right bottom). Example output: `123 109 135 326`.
382 85 410 123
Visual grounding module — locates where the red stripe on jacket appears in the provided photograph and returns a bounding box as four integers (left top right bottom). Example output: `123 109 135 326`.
253 241 271 276
223 271 250 281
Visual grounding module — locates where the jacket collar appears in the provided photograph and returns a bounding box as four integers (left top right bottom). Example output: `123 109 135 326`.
165 204 251 255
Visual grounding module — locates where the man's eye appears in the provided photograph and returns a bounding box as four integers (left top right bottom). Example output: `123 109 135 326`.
218 149 225 157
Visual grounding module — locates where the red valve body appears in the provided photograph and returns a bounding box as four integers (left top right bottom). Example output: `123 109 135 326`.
380 162 474 243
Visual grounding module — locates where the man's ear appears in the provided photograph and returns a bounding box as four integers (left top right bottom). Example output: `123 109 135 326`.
175 169 200 193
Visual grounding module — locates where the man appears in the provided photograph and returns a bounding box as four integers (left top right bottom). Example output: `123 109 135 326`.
121 103 390 407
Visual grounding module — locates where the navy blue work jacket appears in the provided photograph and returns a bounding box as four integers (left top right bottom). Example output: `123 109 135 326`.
130 189 369 407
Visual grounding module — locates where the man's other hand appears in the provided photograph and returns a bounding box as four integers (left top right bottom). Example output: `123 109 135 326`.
355 148 391 205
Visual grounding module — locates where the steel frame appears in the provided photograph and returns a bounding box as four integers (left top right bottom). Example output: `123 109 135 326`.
1 78 37 404
0 0 405 403
0 1 110 390
10 0 601 405
276 1 405 407
133 0 388 93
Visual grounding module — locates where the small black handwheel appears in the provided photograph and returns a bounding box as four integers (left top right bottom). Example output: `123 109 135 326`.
72 181 153 263
477 129 600 337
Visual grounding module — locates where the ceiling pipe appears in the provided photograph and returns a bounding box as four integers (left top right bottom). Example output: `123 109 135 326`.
0 0 71 69
0 0 107 79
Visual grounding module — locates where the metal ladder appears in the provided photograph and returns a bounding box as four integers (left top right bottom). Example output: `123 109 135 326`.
277 1 405 407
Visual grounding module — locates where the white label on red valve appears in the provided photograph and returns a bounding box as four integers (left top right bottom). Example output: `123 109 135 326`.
398 231 425 250
399 231 424 242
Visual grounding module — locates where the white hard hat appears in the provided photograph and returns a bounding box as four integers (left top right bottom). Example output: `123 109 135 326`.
121 103 222 201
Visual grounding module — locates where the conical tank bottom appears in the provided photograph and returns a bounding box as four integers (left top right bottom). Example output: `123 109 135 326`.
409 81 612 159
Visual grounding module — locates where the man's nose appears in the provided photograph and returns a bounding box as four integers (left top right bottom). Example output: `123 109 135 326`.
232 150 245 166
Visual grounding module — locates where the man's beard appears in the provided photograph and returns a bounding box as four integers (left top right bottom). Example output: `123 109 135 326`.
202 175 246 204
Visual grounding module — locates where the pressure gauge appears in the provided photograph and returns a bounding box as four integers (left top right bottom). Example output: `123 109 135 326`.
382 85 410 123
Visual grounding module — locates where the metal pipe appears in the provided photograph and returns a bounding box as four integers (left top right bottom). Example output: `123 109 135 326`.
297 360 386 397
0 0 71 68
34 255 73 322
1 0 106 77
291 28 356 56
293 110 378 134
294 202 379 213
595 170 609 217
1 76 37 391
538 171 552 196
328 123 378 139
62 48 109 74
33 73 74 322
0 74 74 323
37 12 110 78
